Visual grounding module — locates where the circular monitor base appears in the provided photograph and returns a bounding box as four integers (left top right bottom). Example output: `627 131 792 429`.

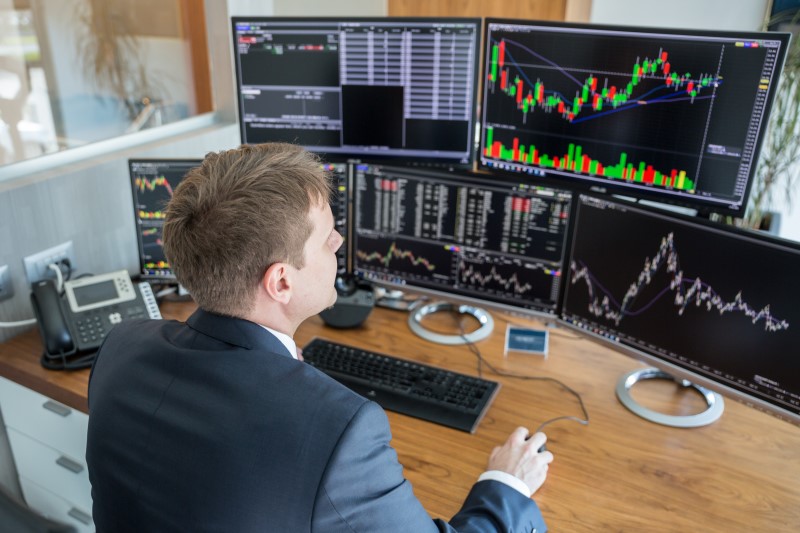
408 302 494 345
616 368 724 428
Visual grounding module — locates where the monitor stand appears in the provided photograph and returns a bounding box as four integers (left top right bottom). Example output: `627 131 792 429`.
616 368 724 428
407 301 494 345
374 287 428 311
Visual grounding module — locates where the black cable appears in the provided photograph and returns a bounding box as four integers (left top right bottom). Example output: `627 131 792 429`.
40 347 96 371
60 258 73 281
450 310 590 434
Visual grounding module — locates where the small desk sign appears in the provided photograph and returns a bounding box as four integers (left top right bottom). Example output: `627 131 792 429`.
505 325 549 357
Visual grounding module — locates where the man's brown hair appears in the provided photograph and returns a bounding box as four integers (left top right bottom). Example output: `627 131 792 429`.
162 143 332 317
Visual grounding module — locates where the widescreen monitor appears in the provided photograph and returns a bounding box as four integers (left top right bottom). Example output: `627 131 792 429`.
129 159 349 280
479 20 790 216
231 18 481 167
561 194 800 426
352 164 573 317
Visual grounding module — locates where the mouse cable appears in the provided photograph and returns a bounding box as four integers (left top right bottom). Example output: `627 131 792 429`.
450 311 590 434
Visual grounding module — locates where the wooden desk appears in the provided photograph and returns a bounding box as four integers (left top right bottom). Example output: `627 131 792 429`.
1 302 798 531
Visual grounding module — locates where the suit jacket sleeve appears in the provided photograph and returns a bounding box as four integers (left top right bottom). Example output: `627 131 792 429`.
312 401 547 533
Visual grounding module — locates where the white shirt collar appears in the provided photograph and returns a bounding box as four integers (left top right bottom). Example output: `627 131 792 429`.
259 324 298 360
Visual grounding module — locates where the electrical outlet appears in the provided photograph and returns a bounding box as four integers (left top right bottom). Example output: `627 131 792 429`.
0 264 13 301
22 241 77 284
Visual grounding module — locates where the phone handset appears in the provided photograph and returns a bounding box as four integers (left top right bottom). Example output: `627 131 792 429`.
30 279 75 356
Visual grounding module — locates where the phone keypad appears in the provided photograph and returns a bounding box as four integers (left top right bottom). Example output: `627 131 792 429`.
76 313 108 346
74 305 153 349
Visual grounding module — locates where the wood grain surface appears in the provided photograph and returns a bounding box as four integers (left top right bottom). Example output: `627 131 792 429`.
1 301 798 531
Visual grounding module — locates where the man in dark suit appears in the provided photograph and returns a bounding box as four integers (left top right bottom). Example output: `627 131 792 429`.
86 143 554 532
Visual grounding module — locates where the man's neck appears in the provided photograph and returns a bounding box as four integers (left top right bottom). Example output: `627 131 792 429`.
244 300 297 338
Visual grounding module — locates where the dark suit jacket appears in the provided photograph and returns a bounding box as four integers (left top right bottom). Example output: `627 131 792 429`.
86 309 546 532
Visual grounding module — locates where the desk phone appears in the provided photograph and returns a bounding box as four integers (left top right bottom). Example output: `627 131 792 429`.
31 270 161 363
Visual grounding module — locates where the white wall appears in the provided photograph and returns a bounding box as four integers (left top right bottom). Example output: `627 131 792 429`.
228 0 386 16
772 181 800 242
227 0 274 15
273 0 386 16
590 0 769 31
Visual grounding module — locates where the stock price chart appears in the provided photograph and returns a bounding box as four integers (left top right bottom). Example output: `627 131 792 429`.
130 161 201 277
353 165 572 314
480 22 787 213
562 196 800 415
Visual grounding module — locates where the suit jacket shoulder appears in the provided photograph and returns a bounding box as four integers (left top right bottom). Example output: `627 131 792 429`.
87 309 546 532
88 310 368 531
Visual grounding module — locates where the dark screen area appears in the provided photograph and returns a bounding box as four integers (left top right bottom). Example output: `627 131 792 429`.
341 85 404 147
232 18 481 166
562 195 800 421
72 280 118 307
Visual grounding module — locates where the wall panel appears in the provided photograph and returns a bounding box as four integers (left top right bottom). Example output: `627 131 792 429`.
388 0 566 20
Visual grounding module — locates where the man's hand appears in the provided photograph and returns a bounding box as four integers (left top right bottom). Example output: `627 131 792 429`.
487 427 554 495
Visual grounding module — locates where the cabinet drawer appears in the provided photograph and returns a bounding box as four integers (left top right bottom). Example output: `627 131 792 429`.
0 376 88 460
19 476 94 533
8 427 93 513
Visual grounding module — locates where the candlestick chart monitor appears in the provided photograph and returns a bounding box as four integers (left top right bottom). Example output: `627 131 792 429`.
479 20 790 216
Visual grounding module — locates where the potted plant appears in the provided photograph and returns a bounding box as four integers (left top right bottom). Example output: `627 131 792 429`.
744 5 800 232
75 0 163 124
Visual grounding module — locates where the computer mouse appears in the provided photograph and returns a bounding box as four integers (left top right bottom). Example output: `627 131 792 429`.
526 432 547 453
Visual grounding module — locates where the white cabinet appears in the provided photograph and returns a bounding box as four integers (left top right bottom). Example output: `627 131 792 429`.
0 376 94 532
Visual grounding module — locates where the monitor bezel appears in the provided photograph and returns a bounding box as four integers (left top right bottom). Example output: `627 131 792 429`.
478 18 792 217
558 318 800 426
559 192 800 427
128 158 202 282
230 16 483 170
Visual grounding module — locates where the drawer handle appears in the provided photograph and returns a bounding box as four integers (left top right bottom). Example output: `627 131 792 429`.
67 507 93 525
56 456 84 474
42 400 71 417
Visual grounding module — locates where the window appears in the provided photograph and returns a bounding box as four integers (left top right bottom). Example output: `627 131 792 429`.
0 0 211 166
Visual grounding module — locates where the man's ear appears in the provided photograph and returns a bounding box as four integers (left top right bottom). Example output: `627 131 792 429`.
263 262 292 304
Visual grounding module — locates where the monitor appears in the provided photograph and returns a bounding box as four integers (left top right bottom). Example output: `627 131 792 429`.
478 20 790 216
352 163 573 317
129 159 201 281
129 159 350 280
561 194 800 426
231 18 481 168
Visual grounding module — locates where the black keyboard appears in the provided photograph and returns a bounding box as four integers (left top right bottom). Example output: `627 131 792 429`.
302 338 500 433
